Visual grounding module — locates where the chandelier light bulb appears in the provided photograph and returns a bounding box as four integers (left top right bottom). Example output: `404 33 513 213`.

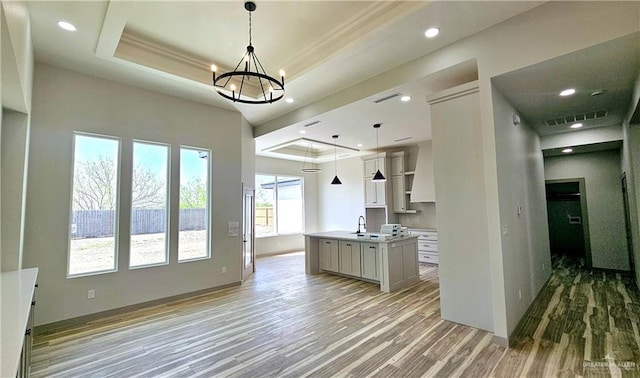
210 64 217 72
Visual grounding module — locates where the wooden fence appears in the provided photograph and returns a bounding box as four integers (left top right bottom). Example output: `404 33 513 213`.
71 209 207 239
255 206 274 226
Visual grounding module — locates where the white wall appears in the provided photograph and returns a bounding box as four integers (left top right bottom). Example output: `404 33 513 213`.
254 156 318 255
317 156 365 232
540 125 623 150
622 68 640 288
241 117 255 190
492 84 551 339
545 149 629 271
23 64 246 325
429 82 494 333
1 110 30 271
1 1 34 113
625 125 640 284
1 1 34 272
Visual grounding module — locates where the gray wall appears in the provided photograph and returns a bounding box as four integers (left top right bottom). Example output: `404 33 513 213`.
492 84 551 340
545 149 629 271
1 110 30 271
23 64 248 325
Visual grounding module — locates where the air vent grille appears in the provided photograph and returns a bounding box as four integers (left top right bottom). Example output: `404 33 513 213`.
304 120 321 127
373 93 401 103
545 110 608 126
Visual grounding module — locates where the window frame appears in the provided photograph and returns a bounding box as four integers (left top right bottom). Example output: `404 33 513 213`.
178 146 213 263
67 132 122 278
255 173 305 238
128 139 172 270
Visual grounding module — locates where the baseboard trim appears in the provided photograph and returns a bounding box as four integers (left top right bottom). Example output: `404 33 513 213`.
256 249 304 258
35 281 241 335
492 335 509 347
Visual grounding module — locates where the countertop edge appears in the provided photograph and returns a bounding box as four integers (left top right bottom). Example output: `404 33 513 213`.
305 231 418 243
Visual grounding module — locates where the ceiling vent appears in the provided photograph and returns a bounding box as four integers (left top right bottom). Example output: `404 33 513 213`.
304 120 321 127
373 93 401 103
545 110 608 126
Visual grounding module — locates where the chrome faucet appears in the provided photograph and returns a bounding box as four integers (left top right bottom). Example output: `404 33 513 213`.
357 215 366 234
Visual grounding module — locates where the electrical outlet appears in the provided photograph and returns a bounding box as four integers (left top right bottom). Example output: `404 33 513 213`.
221 266 227 274
518 289 522 301
88 289 95 299
502 225 509 235
542 263 546 271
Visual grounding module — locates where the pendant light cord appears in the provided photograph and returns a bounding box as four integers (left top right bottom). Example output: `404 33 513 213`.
248 10 252 46
376 126 380 169
334 140 338 174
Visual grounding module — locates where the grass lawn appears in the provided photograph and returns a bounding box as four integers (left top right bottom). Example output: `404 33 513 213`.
69 230 208 275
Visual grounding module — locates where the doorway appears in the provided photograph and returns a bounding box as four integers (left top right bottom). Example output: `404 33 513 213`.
242 185 256 281
545 179 592 266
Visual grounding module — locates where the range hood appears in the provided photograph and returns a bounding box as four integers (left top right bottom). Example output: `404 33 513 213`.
410 141 436 203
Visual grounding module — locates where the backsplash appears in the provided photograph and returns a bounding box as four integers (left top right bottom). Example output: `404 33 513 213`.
398 202 437 229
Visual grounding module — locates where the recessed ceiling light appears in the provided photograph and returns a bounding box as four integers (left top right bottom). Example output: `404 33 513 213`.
559 88 576 97
285 98 294 103
562 148 573 153
356 144 363 148
57 21 77 31
400 96 411 102
424 27 440 38
570 123 583 129
299 130 306 134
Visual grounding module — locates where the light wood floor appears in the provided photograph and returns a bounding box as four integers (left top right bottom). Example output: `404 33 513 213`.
31 252 640 377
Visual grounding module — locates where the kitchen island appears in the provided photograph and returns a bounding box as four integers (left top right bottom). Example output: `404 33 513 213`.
304 231 419 292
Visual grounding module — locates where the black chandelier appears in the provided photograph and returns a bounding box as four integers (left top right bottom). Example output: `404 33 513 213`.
211 1 285 104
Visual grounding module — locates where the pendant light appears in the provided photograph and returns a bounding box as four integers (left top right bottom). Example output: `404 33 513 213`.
372 123 386 182
331 135 342 185
301 142 321 173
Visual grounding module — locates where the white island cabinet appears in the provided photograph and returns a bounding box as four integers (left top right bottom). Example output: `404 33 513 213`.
305 232 419 292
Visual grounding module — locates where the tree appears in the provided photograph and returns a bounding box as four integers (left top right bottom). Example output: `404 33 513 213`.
131 165 166 209
180 179 207 209
73 156 118 210
73 156 165 210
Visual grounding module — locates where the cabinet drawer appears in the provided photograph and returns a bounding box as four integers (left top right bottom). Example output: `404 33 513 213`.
418 242 438 252
410 230 438 242
418 253 439 264
418 233 437 241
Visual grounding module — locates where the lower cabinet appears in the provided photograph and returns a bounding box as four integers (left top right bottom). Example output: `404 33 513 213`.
339 241 361 277
319 239 339 272
360 243 379 281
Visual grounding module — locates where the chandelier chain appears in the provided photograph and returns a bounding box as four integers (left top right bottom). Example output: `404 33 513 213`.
248 10 252 46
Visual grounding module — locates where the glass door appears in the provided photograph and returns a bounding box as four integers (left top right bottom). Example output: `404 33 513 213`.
242 185 255 280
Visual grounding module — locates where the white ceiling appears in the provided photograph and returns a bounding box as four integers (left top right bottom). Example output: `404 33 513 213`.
27 0 546 161
492 32 640 138
30 1 639 163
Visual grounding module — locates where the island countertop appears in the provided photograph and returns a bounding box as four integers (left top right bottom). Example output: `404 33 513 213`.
304 231 418 243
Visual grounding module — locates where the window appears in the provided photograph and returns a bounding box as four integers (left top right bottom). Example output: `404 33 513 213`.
69 133 120 277
129 141 170 268
178 147 211 261
255 174 303 237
